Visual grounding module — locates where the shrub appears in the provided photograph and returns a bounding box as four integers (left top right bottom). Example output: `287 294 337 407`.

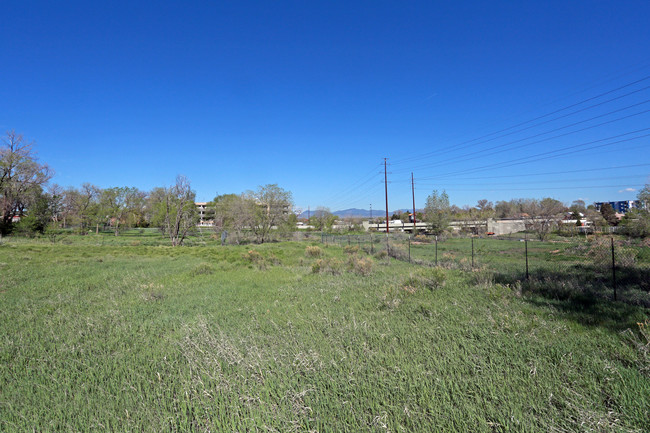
243 250 263 264
311 258 344 275
472 267 494 287
374 250 388 260
388 246 408 261
399 268 446 292
414 234 428 243
348 255 373 276
305 246 323 257
343 245 359 255
418 267 447 289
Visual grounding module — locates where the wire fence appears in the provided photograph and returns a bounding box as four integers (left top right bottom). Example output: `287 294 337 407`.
321 233 650 307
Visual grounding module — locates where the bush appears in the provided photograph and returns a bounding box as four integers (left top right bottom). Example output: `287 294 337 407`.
305 246 323 257
418 267 447 289
388 246 408 261
348 255 373 276
400 267 446 292
243 250 263 264
374 250 388 260
471 267 494 287
311 258 344 275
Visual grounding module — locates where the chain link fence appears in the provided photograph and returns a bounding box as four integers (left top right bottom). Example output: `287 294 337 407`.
321 233 650 307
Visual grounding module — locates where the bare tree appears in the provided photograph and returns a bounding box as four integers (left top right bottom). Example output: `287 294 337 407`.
0 130 52 234
522 198 566 241
163 175 197 246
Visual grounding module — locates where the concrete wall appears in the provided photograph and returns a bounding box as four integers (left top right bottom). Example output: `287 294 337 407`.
487 218 526 235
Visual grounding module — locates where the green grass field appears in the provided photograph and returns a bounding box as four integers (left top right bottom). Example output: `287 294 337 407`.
1 234 649 431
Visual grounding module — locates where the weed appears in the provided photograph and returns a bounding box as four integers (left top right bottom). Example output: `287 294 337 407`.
192 262 215 276
343 245 359 255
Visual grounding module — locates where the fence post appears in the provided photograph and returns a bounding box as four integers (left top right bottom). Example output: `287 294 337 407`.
435 235 438 266
471 237 475 269
408 235 411 263
611 237 617 301
348 235 350 246
525 239 529 280
370 232 374 254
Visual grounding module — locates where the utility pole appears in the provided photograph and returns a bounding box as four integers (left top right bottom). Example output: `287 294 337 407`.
370 204 372 220
411 172 417 231
384 158 389 233
307 205 310 223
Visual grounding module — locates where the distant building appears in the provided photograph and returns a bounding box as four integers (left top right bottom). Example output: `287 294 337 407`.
594 200 639 214
195 202 214 227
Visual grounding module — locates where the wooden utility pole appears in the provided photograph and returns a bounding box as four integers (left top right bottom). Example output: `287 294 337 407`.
411 172 417 230
384 158 389 233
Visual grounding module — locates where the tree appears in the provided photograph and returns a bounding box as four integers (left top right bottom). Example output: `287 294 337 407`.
99 187 145 235
162 176 197 246
423 190 450 235
600 203 618 226
311 207 337 231
637 184 650 211
522 197 566 241
208 193 251 244
0 130 52 234
620 184 650 237
570 199 586 213
244 184 293 243
12 187 51 235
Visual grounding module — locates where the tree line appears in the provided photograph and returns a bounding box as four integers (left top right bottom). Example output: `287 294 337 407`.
0 130 294 245
2 130 648 242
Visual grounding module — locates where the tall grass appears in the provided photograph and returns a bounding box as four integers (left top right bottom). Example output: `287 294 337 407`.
0 238 648 431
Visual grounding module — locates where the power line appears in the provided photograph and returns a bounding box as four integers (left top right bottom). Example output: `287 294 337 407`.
392 74 650 166
428 132 650 180
394 102 650 174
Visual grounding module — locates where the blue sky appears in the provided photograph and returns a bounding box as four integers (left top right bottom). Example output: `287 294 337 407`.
2 1 649 213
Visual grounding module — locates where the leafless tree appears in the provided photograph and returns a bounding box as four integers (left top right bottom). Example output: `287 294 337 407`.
522 198 566 241
163 175 197 246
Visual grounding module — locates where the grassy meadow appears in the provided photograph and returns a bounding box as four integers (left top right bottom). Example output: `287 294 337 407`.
1 232 649 431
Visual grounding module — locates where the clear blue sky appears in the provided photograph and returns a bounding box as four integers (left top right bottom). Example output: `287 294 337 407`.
2 1 649 213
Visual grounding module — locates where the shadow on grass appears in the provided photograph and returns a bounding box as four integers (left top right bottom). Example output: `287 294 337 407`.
492 265 650 332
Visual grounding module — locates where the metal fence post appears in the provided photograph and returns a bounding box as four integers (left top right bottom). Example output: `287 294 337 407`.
408 235 411 263
611 237 617 301
471 237 474 269
370 232 374 254
435 235 438 266
525 239 529 280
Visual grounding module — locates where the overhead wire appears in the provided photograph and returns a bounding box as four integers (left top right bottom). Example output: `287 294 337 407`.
391 74 650 166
